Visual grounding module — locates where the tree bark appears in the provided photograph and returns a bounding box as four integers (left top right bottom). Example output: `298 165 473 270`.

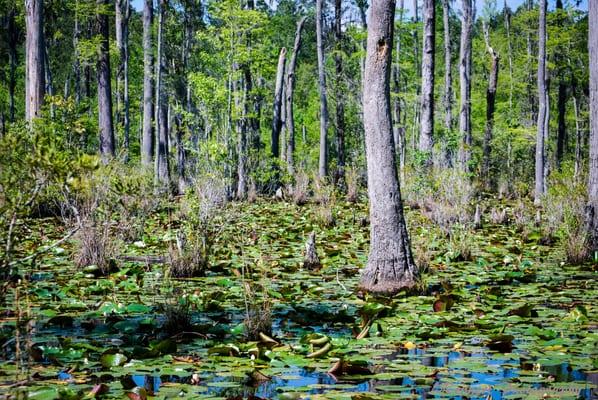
96 0 115 160
534 0 548 204
272 48 287 159
285 16 307 176
236 66 250 200
316 0 329 179
418 0 435 159
482 22 499 189
142 0 154 166
334 0 346 185
458 0 473 170
359 0 418 296
154 0 169 184
442 0 452 133
25 0 45 122
587 0 598 254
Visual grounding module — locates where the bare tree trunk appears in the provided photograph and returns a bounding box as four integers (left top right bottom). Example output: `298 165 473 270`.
175 115 186 193
154 0 169 184
554 0 567 169
44 42 55 118
534 0 548 204
116 0 131 160
504 0 514 114
236 67 249 200
393 0 406 177
573 94 582 180
316 0 329 179
272 48 287 159
442 0 452 133
458 0 472 170
285 16 307 176
97 0 115 161
359 0 418 296
418 0 435 160
6 9 17 122
587 0 598 254
482 22 499 189
73 3 82 106
142 0 154 166
411 0 421 148
526 0 536 124
25 0 45 122
334 0 346 185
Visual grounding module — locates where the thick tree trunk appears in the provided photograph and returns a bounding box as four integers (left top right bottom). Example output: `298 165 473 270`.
482 22 499 189
316 0 329 179
458 0 473 170
534 0 548 204
334 0 346 185
442 0 452 133
272 48 287 159
142 0 154 166
154 0 169 184
96 0 115 160
359 0 418 296
587 0 598 254
25 0 45 122
418 0 435 159
285 16 307 176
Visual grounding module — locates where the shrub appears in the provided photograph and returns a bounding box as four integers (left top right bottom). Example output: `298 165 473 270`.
292 171 310 206
242 278 272 341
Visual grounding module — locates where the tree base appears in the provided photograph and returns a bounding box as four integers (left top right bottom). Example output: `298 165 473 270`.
358 258 420 296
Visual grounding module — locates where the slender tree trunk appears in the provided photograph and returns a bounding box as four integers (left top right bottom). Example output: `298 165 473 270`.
25 0 45 122
534 0 548 204
116 0 131 160
285 16 307 176
175 115 186 193
272 48 287 159
154 0 169 184
393 0 406 177
410 0 421 150
236 67 249 200
458 0 473 170
526 0 536 124
142 0 154 166
97 0 115 160
316 0 329 179
7 9 17 122
504 0 514 115
482 22 499 189
555 0 567 169
334 0 346 185
73 3 82 106
360 0 418 296
573 94 582 180
587 0 598 254
418 0 435 159
442 0 452 133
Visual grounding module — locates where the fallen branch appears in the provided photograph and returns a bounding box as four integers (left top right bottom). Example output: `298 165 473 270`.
7 227 79 268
